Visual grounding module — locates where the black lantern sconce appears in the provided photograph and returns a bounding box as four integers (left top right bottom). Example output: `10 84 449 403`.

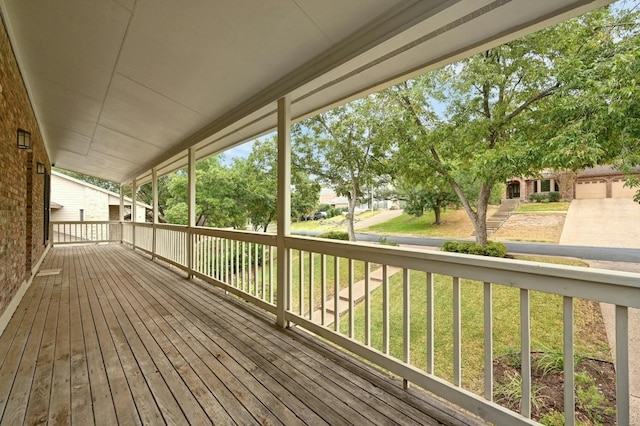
17 128 31 149
37 162 45 174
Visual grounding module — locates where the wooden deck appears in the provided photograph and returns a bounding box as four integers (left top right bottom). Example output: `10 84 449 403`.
0 244 477 425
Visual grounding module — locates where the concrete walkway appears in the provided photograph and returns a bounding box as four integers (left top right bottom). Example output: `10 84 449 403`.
354 208 404 229
311 265 402 325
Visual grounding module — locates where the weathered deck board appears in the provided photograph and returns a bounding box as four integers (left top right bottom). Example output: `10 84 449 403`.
0 244 472 425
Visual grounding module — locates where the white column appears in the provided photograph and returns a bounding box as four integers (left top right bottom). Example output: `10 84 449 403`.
152 168 159 224
119 185 125 243
276 96 291 328
152 168 158 259
132 179 137 222
187 148 196 278
132 179 137 248
119 185 125 221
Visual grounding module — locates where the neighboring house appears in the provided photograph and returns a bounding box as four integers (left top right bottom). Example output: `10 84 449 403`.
506 166 638 200
319 187 350 209
318 187 394 210
51 171 150 223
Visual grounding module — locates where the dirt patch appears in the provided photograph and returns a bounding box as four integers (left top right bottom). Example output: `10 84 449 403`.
492 213 566 243
493 298 615 425
494 355 616 425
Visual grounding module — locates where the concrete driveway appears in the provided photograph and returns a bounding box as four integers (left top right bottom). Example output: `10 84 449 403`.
561 199 640 425
559 198 640 249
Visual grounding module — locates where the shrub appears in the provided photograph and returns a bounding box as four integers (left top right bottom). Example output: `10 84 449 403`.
548 192 561 202
325 207 339 218
441 240 507 258
529 192 561 203
483 241 508 257
529 193 545 203
318 231 349 240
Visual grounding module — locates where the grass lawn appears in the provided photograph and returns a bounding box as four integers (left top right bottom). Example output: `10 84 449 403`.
337 255 611 396
246 249 375 316
516 202 571 212
359 208 493 238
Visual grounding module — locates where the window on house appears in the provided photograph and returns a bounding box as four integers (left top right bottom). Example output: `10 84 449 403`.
541 179 551 192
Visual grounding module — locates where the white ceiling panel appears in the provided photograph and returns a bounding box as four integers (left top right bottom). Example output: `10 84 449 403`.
116 0 331 114
100 74 207 148
92 126 166 162
33 79 103 138
0 0 614 184
4 0 130 101
42 125 92 157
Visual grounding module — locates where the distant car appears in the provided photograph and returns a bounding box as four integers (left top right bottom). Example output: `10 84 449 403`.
313 211 327 220
302 211 328 221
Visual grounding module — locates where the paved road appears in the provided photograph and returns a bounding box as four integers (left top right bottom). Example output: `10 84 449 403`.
292 231 640 263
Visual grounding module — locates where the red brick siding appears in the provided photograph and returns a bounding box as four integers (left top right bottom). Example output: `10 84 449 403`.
0 17 50 317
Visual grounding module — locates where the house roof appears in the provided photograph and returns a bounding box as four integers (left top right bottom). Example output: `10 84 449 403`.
51 171 152 209
1 0 613 185
577 165 640 178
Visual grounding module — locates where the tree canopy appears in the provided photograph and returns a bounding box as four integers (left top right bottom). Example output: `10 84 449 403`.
388 3 640 245
294 94 394 241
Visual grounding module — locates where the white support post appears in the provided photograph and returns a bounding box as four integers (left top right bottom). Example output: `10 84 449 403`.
132 179 137 248
276 96 291 328
152 168 158 259
616 305 630 426
119 185 125 243
188 147 196 279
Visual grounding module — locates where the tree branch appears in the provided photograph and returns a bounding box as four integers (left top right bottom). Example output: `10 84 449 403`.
506 82 561 121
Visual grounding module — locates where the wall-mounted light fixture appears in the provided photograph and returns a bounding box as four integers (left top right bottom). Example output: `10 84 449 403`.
37 162 45 174
17 128 31 149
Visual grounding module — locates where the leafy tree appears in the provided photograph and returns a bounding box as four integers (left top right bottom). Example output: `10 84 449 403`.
242 138 277 231
163 158 248 228
196 157 248 228
390 5 636 245
295 94 394 241
136 175 170 217
400 183 459 225
540 2 640 201
237 136 321 231
291 167 321 223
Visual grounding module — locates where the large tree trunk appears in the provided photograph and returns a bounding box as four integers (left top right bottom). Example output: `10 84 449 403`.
433 200 443 225
472 184 492 246
346 192 357 241
447 177 492 246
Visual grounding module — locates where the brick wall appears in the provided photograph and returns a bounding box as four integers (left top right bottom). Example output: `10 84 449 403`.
0 16 50 318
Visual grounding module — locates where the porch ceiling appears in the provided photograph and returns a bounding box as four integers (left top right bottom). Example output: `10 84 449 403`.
1 0 612 185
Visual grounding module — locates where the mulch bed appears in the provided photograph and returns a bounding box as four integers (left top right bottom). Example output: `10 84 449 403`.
493 353 616 425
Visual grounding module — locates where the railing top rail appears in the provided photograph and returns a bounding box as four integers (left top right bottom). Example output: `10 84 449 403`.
286 235 640 308
51 220 120 225
192 227 277 245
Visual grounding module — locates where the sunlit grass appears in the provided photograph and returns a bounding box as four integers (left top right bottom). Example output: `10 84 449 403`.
516 202 570 212
337 255 610 395
359 209 488 238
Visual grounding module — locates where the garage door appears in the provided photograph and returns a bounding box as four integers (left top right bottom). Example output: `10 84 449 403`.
575 180 607 199
612 178 637 198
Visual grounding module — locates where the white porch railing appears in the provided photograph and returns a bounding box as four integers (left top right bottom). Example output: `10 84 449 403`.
55 221 638 425
51 221 122 244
